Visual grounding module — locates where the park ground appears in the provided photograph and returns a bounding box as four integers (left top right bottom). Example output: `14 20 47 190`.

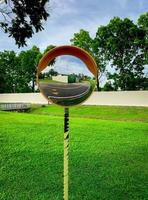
0 105 148 200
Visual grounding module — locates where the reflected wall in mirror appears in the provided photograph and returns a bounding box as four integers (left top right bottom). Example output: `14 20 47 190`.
38 55 96 107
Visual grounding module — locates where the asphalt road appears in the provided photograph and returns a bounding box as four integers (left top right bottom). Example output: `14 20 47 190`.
39 82 90 99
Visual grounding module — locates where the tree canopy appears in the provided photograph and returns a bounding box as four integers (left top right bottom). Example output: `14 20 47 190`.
0 12 147 93
0 0 50 47
138 12 148 64
0 50 19 93
71 13 148 91
0 46 42 93
71 29 106 90
18 46 42 92
94 16 147 90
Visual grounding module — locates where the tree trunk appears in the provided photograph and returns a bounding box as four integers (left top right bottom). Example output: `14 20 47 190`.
96 80 101 91
96 77 101 91
32 79 35 92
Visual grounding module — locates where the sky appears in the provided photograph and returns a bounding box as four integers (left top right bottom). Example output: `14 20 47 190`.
0 0 147 52
42 55 93 77
0 0 147 85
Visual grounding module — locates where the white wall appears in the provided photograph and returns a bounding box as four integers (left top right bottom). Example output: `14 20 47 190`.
0 93 47 104
83 91 148 107
52 75 68 83
0 91 148 107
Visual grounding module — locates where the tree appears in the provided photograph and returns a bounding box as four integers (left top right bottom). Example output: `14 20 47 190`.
138 12 148 64
19 46 42 92
68 74 76 83
43 45 56 66
0 50 27 93
48 68 58 76
70 29 93 53
138 12 148 32
102 81 116 91
70 29 106 91
94 17 147 90
0 46 60 93
0 0 50 47
44 45 56 54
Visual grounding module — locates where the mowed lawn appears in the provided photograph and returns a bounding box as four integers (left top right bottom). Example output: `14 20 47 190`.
0 105 148 200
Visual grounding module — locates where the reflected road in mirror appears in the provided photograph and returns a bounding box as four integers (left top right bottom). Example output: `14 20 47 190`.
38 55 96 106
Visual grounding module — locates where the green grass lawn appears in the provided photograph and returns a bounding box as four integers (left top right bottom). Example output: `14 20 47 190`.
30 104 148 122
39 79 61 84
0 105 148 200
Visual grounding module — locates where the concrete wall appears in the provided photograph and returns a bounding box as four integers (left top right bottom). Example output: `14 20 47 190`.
0 93 47 104
83 91 148 107
0 91 148 107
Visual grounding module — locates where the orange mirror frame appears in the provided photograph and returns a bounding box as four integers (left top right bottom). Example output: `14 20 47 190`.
37 45 98 78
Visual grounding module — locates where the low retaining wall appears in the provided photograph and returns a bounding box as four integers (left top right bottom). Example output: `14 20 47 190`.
0 93 47 104
0 103 31 111
0 91 148 107
83 91 148 107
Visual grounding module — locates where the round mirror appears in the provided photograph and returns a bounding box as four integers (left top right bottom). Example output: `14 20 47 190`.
37 46 98 107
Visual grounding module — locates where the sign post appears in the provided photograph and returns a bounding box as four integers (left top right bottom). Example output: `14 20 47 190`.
64 107 69 200
37 45 98 200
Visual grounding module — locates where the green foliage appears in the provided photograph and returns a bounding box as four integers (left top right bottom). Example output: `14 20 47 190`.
0 46 42 93
0 50 23 93
43 45 56 66
0 107 148 199
70 29 106 90
138 12 148 64
68 74 76 83
44 45 56 54
94 16 147 90
48 69 58 76
18 46 42 92
71 14 147 91
138 12 148 31
102 81 116 91
0 0 50 47
0 44 60 93
71 29 93 53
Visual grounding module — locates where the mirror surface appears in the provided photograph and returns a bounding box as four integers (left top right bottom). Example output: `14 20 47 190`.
38 55 96 106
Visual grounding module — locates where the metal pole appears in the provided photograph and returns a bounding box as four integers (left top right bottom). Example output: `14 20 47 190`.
63 107 69 200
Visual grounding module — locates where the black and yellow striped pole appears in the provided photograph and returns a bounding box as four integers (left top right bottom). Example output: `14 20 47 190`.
64 107 69 200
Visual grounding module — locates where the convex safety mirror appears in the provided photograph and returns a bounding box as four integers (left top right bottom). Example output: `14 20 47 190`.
37 45 98 107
